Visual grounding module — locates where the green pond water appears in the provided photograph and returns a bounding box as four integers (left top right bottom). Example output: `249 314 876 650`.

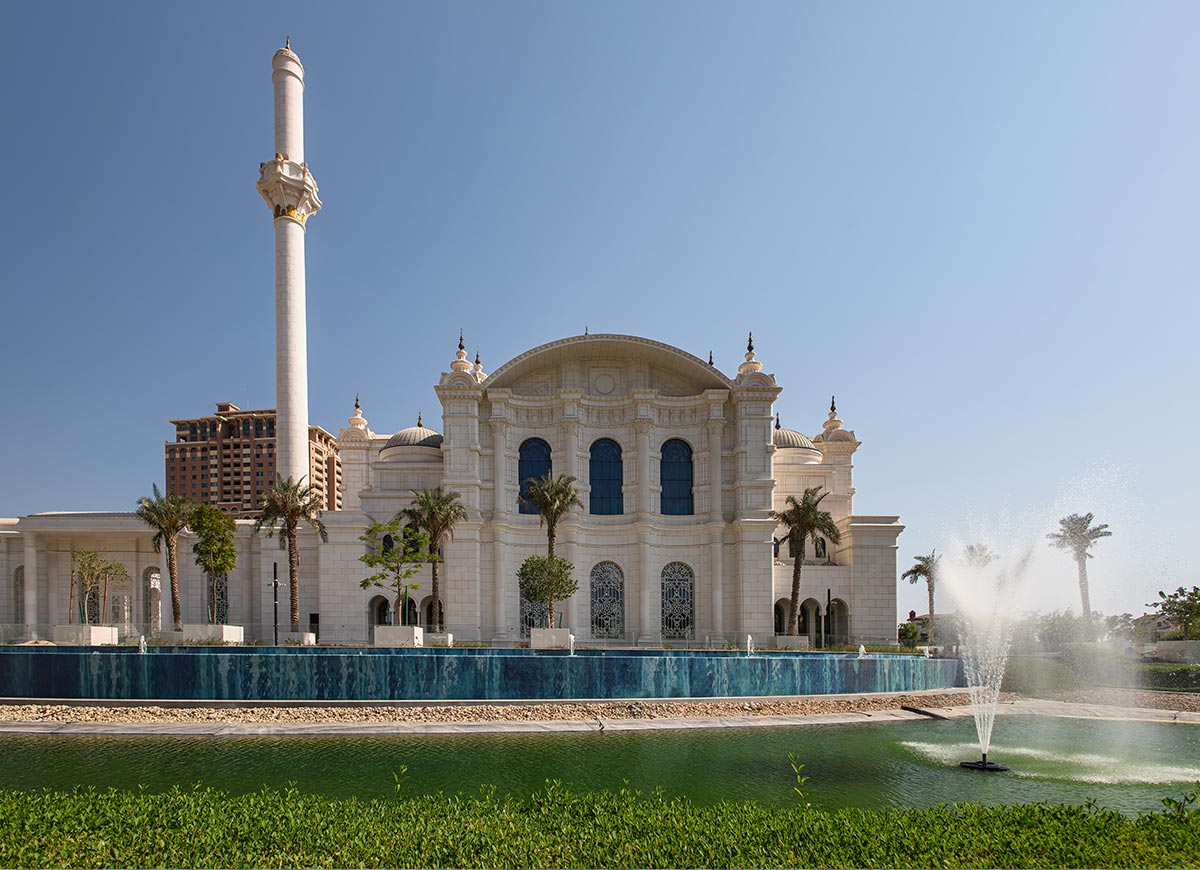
2 717 1196 815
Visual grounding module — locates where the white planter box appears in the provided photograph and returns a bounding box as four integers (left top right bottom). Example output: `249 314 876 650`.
773 635 810 650
53 625 119 646
426 632 454 647
163 624 244 644
374 625 423 647
1156 640 1200 663
284 631 317 646
530 628 572 650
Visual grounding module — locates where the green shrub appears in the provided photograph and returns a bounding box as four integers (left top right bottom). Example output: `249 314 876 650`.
0 785 1197 868
1001 656 1085 696
1139 663 1200 692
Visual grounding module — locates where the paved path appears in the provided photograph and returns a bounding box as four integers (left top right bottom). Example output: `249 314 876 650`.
0 696 1196 736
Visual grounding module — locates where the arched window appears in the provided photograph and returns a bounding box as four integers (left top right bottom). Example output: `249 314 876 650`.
382 534 394 554
590 562 624 639
13 566 24 623
589 439 623 515
661 562 695 640
660 439 693 515
142 567 161 634
517 438 552 515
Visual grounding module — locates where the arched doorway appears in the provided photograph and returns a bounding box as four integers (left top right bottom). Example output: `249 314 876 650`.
773 598 789 636
800 597 821 648
829 598 850 646
421 596 444 632
367 594 389 644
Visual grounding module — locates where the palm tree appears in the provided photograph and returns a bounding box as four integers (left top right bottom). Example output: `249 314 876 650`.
518 472 582 558
254 475 328 633
963 543 998 569
399 488 467 633
903 551 941 645
135 484 193 632
1047 512 1111 627
769 486 842 637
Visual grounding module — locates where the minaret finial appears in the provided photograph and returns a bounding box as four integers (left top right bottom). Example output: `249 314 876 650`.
775 412 781 430
708 350 714 366
354 392 360 411
474 351 480 366
417 411 423 428
584 325 588 335
831 395 836 414
458 329 464 352
747 331 754 353
285 36 290 50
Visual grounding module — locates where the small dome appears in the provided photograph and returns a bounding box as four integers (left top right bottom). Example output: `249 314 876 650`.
773 427 816 450
382 425 443 451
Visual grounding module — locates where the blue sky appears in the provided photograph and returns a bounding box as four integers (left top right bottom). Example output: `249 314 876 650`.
2 3 1196 621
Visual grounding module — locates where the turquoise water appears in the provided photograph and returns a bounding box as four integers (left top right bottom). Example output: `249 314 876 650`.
2 717 1196 815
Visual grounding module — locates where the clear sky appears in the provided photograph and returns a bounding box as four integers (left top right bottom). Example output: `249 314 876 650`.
2 2 1196 622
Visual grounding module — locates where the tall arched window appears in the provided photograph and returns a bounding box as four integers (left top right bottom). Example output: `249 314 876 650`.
518 438 552 515
13 566 24 623
590 561 624 639
661 562 695 640
142 567 161 634
660 439 694 515
589 439 623 515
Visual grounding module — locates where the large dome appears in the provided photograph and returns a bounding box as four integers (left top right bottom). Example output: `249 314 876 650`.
773 427 816 450
381 424 443 451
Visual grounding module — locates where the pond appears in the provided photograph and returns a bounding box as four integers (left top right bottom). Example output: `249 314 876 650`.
2 716 1196 815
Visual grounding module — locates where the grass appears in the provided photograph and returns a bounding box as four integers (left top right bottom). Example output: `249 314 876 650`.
0 784 1197 868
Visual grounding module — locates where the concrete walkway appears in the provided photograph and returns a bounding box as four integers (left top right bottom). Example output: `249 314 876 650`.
0 696 1196 736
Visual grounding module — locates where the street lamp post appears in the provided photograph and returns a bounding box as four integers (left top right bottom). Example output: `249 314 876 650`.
272 561 280 646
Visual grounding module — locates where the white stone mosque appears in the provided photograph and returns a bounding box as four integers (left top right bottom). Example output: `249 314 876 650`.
0 43 903 647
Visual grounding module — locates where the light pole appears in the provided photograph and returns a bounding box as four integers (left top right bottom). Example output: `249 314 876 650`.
272 561 280 646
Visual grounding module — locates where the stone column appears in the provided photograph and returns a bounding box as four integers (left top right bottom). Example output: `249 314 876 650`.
490 418 509 639
707 418 725 640
635 417 652 517
257 42 322 486
634 417 653 642
560 418 580 631
23 536 38 638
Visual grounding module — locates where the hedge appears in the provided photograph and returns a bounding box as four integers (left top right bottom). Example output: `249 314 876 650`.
0 784 1197 868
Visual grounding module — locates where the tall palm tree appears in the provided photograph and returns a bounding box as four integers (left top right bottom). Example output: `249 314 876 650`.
254 475 328 633
1047 512 1111 626
399 488 467 633
769 486 842 637
135 484 193 631
903 551 941 645
518 472 582 558
963 543 998 569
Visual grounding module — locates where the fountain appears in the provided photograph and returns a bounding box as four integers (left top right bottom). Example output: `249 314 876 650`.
567 634 576 656
746 634 756 658
858 644 867 659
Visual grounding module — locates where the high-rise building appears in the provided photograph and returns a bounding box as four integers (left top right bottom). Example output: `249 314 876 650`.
164 402 341 518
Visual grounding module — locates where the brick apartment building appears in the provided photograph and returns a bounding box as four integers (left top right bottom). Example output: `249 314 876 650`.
165 402 341 518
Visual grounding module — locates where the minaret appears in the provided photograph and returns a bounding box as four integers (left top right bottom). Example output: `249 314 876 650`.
257 39 322 485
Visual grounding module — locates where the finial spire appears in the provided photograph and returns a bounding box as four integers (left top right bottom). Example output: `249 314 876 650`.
417 411 423 428
708 350 714 366
830 395 836 414
458 329 464 352
584 325 588 335
354 392 360 411
775 412 781 430
285 36 290 50
747 332 754 353
474 351 480 366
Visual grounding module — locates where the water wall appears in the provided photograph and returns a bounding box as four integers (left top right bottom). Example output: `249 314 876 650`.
0 648 959 702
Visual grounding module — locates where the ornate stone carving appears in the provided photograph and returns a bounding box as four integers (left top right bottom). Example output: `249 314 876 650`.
257 156 321 227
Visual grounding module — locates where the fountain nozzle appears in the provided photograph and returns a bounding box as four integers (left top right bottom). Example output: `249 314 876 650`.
960 752 1010 772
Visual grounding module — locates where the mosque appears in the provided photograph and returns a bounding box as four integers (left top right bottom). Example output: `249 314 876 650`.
0 44 903 647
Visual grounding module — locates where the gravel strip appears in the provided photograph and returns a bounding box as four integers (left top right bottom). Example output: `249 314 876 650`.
0 691 977 726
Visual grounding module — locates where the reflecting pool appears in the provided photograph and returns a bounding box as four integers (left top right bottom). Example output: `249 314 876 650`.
2 717 1197 815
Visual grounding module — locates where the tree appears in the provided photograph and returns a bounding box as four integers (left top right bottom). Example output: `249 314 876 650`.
897 621 920 649
190 504 238 624
517 473 582 558
1047 512 1111 628
135 484 193 631
254 475 328 633
769 486 842 636
902 551 941 645
1149 586 1200 641
963 543 998 569
359 519 430 626
69 550 128 625
516 555 578 631
398 489 467 633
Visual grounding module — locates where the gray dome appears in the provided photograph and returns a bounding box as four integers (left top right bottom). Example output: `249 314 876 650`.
382 425 443 451
773 427 817 450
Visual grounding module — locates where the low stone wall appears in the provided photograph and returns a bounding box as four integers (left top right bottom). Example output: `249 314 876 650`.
0 648 959 702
